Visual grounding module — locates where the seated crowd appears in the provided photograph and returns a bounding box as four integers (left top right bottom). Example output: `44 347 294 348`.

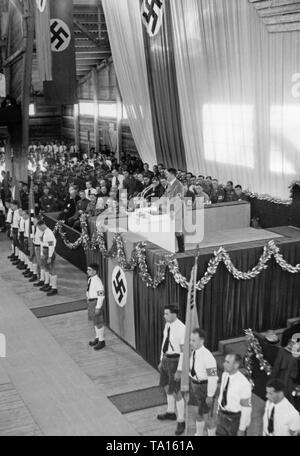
0 141 249 233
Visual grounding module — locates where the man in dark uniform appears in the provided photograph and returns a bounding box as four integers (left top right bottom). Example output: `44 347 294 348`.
164 169 185 253
157 305 186 436
39 187 56 213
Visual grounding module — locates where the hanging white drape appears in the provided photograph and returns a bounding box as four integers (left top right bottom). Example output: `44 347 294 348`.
171 0 300 198
102 0 157 167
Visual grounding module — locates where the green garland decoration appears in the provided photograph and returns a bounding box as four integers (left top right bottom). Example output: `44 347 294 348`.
244 329 272 388
53 217 300 291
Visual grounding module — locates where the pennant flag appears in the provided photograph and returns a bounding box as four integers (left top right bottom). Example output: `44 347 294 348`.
29 177 36 237
0 73 6 97
43 0 77 105
141 0 165 37
36 0 47 13
181 256 200 394
35 0 52 82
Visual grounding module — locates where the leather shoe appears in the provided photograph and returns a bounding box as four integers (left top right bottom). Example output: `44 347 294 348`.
25 272 34 278
89 338 99 347
8 254 15 260
94 341 106 351
34 281 44 287
12 260 20 266
41 285 51 292
175 422 186 436
47 289 58 297
29 275 38 283
157 412 177 421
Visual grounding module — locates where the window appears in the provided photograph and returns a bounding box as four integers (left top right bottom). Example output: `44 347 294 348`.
79 102 95 116
98 102 117 118
29 103 35 116
203 104 254 168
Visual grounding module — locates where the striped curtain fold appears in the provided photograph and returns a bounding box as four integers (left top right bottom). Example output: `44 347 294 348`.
102 0 157 167
35 0 52 82
142 0 187 171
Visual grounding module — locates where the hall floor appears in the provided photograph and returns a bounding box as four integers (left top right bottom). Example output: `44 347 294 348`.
0 236 265 436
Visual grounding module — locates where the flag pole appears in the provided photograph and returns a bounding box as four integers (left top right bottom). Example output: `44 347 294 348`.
184 245 200 436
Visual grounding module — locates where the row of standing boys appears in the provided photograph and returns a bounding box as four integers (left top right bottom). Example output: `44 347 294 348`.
5 200 58 297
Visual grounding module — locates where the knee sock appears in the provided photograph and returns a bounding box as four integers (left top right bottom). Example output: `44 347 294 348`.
167 394 176 414
15 247 19 257
98 327 104 341
40 269 45 282
207 427 216 436
50 275 57 290
176 399 185 423
195 421 205 436
28 261 32 271
44 271 50 285
32 264 37 275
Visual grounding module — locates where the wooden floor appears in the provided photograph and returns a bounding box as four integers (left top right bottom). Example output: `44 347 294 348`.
0 238 86 309
0 236 265 436
0 272 136 436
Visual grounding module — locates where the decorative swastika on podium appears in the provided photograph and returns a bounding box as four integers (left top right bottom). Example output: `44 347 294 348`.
141 0 165 37
50 19 71 52
112 266 128 308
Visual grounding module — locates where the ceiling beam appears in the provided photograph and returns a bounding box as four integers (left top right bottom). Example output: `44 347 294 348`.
74 18 105 48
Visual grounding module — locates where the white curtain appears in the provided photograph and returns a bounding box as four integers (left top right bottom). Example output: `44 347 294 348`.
171 0 300 198
102 0 157 167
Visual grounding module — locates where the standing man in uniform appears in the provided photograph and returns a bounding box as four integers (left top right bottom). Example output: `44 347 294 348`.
30 215 43 283
157 305 186 436
190 329 218 436
263 379 300 436
10 201 21 264
87 264 106 351
37 220 58 297
163 169 185 253
216 354 252 436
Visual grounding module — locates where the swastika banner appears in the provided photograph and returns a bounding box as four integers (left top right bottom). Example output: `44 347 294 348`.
141 0 165 37
44 0 77 105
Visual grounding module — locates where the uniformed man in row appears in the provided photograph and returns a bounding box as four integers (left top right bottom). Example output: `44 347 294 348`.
263 378 300 436
16 209 26 270
5 200 13 240
216 354 252 436
87 264 106 351
9 201 21 264
36 220 58 297
157 305 186 436
190 329 218 436
22 211 33 279
29 215 43 283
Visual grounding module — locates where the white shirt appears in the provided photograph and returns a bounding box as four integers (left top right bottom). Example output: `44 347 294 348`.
96 196 108 211
12 209 21 229
263 398 300 436
6 207 13 224
190 346 218 397
87 275 105 309
85 188 97 201
112 174 125 190
24 218 30 237
161 318 185 370
41 227 56 258
32 226 43 245
218 371 252 431
19 217 25 233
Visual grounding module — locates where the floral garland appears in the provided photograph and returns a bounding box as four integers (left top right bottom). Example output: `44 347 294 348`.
53 218 300 291
245 190 292 206
244 329 272 388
